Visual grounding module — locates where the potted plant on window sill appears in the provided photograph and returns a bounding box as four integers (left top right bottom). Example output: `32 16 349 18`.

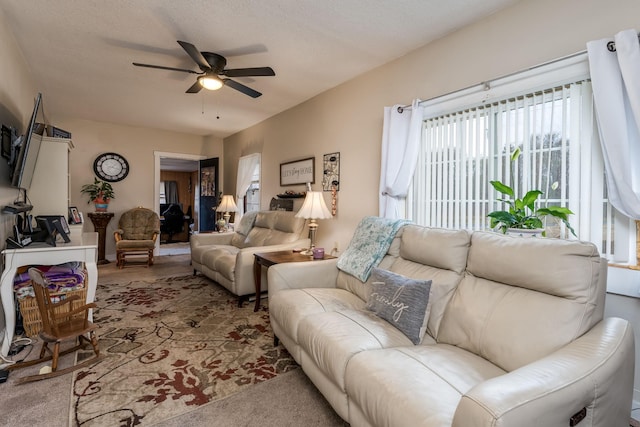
81 178 115 212
487 149 576 238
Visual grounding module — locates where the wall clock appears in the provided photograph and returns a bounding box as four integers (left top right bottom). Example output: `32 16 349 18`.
93 152 129 182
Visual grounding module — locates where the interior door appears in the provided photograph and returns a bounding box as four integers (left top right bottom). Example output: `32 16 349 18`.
198 157 219 232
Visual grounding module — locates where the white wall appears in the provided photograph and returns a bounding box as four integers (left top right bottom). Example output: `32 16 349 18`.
223 0 640 404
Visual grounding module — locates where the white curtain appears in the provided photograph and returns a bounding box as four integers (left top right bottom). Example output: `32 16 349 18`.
587 29 640 219
235 153 261 219
379 99 424 218
164 181 179 204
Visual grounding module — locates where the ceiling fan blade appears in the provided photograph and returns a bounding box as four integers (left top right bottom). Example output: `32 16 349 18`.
223 67 275 77
133 62 200 74
224 79 262 98
177 40 211 71
186 80 203 94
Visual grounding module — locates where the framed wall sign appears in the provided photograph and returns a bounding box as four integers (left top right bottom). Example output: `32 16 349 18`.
280 157 315 186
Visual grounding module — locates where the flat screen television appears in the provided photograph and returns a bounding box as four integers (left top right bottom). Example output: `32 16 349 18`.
11 93 44 190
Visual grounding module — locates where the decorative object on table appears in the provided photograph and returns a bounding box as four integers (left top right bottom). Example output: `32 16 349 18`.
216 195 238 232
81 178 115 212
269 197 294 211
295 189 332 255
487 148 575 237
322 152 340 191
280 157 315 186
68 206 82 224
93 152 129 182
312 247 325 259
114 207 160 268
276 190 306 198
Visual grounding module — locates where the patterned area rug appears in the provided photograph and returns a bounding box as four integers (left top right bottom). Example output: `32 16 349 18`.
70 275 298 426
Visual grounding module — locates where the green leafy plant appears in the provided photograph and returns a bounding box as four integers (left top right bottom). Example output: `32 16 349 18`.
487 149 575 236
80 178 115 203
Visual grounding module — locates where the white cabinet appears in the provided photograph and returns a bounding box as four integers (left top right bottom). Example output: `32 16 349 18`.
29 136 73 218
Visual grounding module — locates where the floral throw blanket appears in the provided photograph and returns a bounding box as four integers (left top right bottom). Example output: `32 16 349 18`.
336 216 410 282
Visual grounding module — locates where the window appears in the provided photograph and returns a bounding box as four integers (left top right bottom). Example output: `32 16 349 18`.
407 53 632 262
245 171 260 213
237 154 261 215
159 181 166 204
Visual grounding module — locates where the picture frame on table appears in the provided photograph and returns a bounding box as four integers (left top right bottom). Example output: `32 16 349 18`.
69 206 82 224
280 157 315 186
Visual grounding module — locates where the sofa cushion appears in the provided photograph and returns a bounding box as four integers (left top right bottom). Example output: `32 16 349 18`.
399 225 470 274
345 344 506 427
438 231 604 371
297 309 413 392
230 211 257 247
366 268 432 344
270 288 366 360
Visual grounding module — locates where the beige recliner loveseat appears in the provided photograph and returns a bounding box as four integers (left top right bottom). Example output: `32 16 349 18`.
190 210 309 305
268 218 635 427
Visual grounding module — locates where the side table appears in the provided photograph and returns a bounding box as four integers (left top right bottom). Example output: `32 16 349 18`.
87 212 114 265
253 250 336 312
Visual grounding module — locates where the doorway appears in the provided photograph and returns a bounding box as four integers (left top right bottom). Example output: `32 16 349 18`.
154 151 205 249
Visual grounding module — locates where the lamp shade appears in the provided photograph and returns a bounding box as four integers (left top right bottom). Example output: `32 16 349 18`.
295 191 332 220
218 195 238 212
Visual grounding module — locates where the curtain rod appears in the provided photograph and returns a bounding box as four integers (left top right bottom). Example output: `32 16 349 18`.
397 33 640 114
607 34 640 52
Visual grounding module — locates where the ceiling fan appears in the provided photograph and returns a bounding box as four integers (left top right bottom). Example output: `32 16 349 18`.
133 40 275 98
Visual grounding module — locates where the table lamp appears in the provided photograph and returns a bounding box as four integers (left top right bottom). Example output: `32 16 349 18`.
217 195 238 231
295 191 332 255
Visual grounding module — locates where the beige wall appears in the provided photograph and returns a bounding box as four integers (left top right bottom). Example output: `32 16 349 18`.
225 0 640 254
52 116 222 257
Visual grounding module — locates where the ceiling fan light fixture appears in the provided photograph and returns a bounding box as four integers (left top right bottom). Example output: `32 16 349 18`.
199 75 223 90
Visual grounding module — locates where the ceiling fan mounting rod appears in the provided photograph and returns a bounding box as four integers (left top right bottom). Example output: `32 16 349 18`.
201 52 227 73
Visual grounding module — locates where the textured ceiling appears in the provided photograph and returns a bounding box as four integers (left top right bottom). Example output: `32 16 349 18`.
0 0 520 138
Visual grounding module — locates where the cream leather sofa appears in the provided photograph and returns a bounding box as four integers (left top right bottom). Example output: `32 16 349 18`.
190 210 309 305
268 224 635 427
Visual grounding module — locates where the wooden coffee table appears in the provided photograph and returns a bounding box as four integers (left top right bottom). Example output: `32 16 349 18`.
253 250 336 311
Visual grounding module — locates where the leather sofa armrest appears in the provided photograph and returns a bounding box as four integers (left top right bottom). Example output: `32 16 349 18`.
268 259 340 293
231 239 311 296
235 238 311 259
190 232 234 248
452 317 634 427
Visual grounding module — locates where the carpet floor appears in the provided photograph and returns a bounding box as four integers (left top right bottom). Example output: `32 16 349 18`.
0 254 346 427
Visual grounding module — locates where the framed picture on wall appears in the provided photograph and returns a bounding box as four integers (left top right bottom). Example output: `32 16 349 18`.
322 152 340 191
280 157 315 186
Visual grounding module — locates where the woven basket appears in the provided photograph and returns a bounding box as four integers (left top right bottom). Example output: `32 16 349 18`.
19 287 88 337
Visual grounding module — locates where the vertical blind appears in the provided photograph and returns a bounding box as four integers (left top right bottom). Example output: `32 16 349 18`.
408 80 624 261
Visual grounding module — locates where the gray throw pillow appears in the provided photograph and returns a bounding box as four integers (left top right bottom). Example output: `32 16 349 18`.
365 268 432 344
